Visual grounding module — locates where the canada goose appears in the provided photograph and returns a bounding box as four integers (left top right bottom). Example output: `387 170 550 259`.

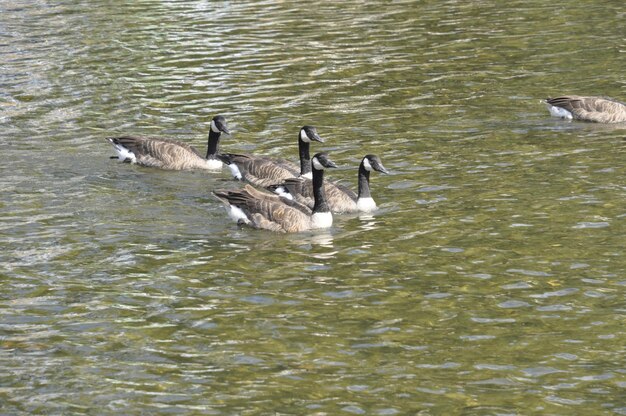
214 153 337 233
545 96 626 123
218 125 324 188
269 154 388 213
106 115 230 170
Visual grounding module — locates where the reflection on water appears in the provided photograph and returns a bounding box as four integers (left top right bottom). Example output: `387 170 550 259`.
306 231 335 250
1 0 626 414
357 214 378 231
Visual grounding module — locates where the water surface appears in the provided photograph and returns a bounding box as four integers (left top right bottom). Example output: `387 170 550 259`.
1 1 625 414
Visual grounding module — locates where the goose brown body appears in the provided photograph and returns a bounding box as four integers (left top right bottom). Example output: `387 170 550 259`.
219 125 324 187
214 153 337 233
272 178 356 213
106 115 229 170
218 153 301 187
545 96 626 123
106 136 214 170
269 154 388 213
215 185 314 232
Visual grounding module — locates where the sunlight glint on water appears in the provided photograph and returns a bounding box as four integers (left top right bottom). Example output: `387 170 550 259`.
1 1 625 414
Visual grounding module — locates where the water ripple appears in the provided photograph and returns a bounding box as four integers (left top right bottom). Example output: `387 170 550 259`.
2 1 626 415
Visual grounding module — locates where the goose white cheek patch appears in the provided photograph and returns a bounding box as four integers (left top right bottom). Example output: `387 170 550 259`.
547 105 573 120
114 145 136 163
362 158 373 171
312 158 324 171
228 206 249 224
228 163 243 180
273 186 293 200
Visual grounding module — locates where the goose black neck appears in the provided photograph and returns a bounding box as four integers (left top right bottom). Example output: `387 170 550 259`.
298 138 311 176
357 163 372 199
312 167 330 213
206 130 221 159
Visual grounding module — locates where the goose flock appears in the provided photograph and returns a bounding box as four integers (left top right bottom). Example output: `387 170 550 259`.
106 95 626 233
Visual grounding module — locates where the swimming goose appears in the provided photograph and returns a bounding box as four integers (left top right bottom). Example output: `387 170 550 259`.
269 154 388 213
106 115 230 170
218 125 324 188
214 152 337 233
545 96 626 123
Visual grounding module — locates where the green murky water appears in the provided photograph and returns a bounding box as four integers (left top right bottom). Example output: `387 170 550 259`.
1 1 625 414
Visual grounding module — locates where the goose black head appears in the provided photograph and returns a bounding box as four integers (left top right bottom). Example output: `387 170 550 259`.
211 115 230 135
311 152 337 170
363 154 389 174
300 126 324 143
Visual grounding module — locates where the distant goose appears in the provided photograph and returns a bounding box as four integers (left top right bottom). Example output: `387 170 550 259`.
214 152 337 233
106 115 230 170
545 96 626 123
269 154 388 213
218 125 324 188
